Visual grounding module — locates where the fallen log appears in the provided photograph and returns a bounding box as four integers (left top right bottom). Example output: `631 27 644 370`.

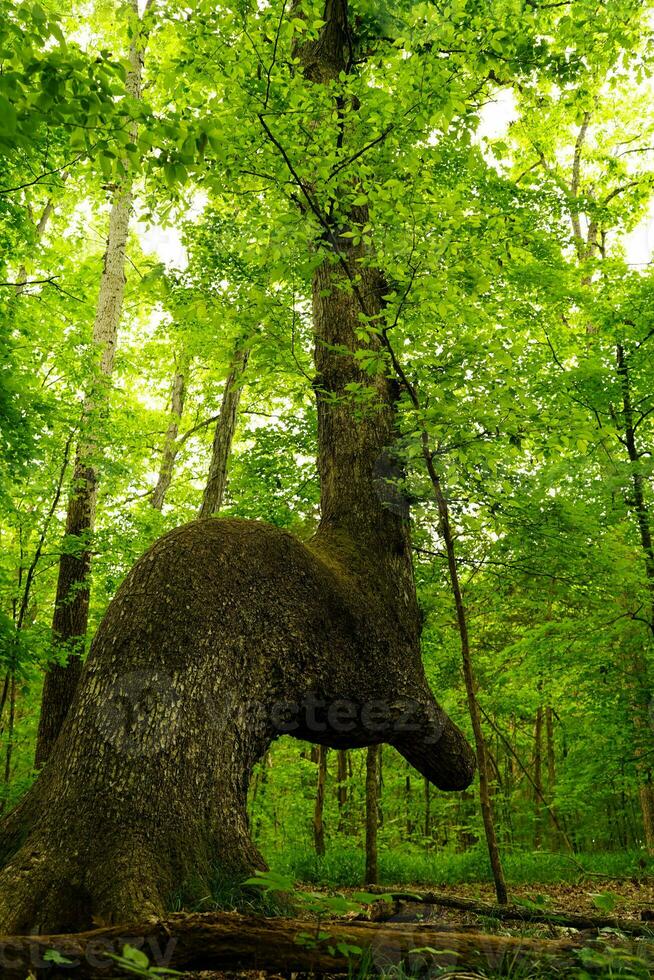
366 887 654 937
0 911 652 977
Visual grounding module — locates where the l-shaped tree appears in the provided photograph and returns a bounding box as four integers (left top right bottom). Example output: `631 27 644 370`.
0 1 474 932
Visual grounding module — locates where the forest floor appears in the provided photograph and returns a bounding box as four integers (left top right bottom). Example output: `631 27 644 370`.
177 879 654 980
377 878 654 917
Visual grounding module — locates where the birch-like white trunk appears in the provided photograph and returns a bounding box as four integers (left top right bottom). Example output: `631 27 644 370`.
35 0 151 766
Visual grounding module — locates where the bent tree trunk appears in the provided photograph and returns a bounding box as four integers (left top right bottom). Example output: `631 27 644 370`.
35 0 150 767
0 4 474 933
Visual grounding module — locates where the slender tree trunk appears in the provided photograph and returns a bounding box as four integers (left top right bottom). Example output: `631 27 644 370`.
405 772 414 836
35 0 150 767
569 148 654 854
336 749 348 832
482 707 577 856
15 195 59 296
639 783 654 852
365 745 378 885
198 350 248 518
375 198 506 897
313 745 327 857
151 353 189 512
533 706 543 850
423 456 508 903
0 677 9 741
545 706 560 847
253 753 269 843
424 777 431 845
616 343 654 853
0 675 15 814
377 744 383 829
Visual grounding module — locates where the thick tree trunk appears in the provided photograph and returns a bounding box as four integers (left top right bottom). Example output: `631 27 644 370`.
0 2 473 933
151 354 189 512
0 514 472 932
198 349 248 518
35 1 148 767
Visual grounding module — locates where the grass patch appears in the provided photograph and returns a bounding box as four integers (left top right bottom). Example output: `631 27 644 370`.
269 845 652 888
201 869 294 915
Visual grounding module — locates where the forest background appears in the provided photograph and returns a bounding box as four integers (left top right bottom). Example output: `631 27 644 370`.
1 0 654 897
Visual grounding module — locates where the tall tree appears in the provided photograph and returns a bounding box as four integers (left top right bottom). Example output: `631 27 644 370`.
509 78 654 851
0 1 473 932
34 0 153 766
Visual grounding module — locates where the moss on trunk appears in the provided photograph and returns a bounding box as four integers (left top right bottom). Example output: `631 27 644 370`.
0 518 472 932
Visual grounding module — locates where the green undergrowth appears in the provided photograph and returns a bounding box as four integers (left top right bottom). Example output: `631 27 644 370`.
172 869 292 916
267 845 652 889
193 858 653 980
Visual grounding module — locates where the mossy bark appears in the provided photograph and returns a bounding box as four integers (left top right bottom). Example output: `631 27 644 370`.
0 515 473 932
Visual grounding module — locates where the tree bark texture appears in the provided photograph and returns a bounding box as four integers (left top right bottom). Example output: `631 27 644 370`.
0 511 472 932
35 0 148 767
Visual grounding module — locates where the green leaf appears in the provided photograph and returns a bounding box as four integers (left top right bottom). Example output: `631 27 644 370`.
0 95 17 134
122 944 151 969
43 949 74 965
590 892 619 913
